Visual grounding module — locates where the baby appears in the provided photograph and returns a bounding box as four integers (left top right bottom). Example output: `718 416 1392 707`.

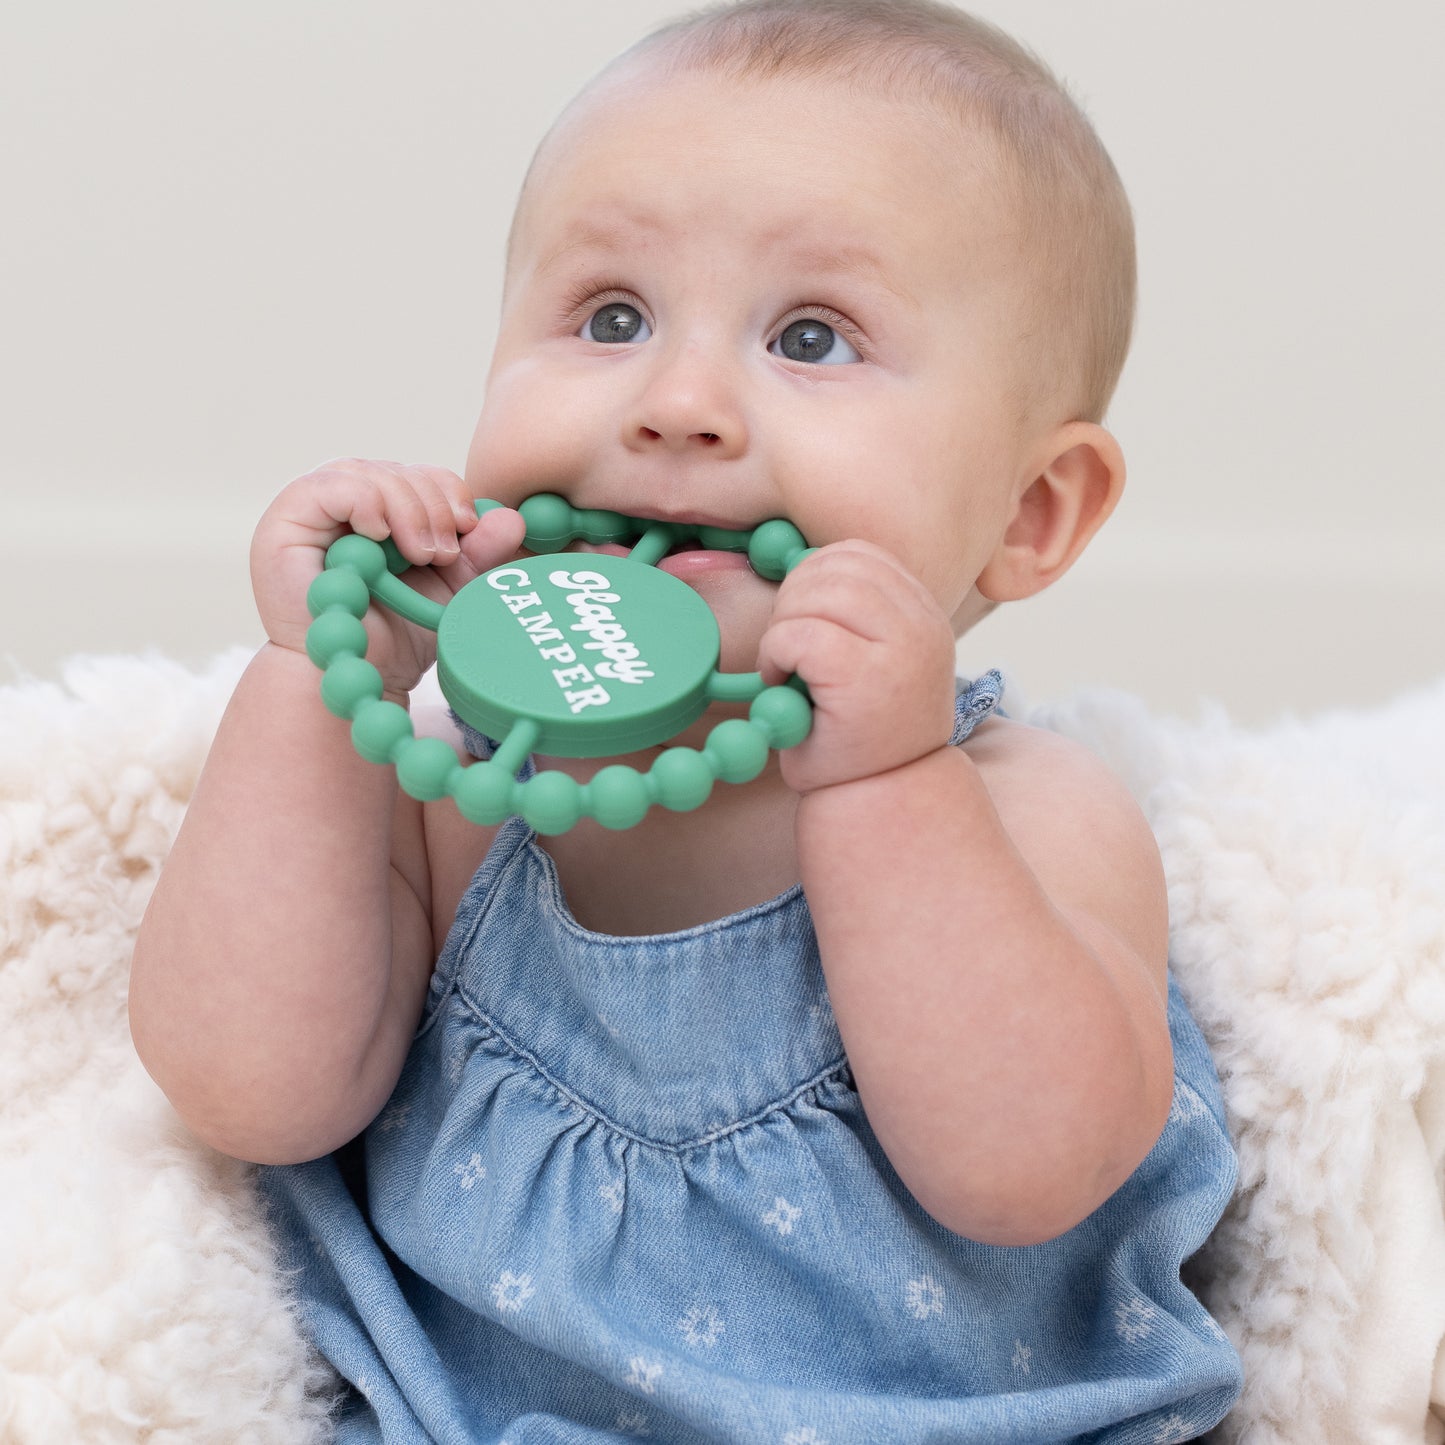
130 0 1243 1440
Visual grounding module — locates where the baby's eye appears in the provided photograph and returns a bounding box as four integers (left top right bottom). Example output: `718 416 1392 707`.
770 318 860 365
583 303 651 344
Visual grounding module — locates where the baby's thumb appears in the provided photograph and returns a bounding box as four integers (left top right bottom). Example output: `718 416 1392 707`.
451 504 527 583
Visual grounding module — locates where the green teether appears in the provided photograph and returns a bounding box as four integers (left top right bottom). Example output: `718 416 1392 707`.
305 494 817 833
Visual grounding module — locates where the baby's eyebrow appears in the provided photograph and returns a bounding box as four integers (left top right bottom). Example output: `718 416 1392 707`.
531 217 916 312
532 216 660 281
769 236 919 311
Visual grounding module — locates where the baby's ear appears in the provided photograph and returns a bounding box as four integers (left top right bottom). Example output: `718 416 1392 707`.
975 422 1125 603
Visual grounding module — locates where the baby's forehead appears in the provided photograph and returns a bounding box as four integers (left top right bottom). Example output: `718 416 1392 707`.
535 52 987 167
510 61 1009 260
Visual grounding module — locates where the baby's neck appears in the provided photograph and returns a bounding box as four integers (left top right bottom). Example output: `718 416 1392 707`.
535 763 800 936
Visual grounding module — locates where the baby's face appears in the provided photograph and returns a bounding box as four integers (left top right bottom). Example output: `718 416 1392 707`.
467 62 1041 669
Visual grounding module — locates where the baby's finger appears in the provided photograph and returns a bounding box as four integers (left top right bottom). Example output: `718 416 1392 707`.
757 614 861 691
360 462 474 562
790 539 935 613
400 469 466 564
405 465 478 538
304 463 424 552
355 476 423 564
315 472 391 543
770 556 898 643
410 504 527 601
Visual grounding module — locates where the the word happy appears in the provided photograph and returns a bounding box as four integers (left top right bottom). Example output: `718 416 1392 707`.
486 566 655 714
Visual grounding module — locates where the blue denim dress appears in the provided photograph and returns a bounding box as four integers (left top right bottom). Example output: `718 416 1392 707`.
260 674 1242 1443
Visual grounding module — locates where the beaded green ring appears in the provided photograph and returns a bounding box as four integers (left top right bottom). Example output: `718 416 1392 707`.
306 494 816 834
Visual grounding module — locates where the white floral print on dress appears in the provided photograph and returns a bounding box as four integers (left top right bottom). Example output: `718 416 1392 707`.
1150 1413 1198 1444
374 1101 411 1135
905 1274 945 1320
615 1409 653 1437
782 1429 829 1445
762 1196 801 1235
1115 1295 1158 1344
624 1357 664 1395
1011 1339 1032 1373
677 1304 726 1348
454 1153 486 1190
1168 1082 1212 1127
490 1271 535 1313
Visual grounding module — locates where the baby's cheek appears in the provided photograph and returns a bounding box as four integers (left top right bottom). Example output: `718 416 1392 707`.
466 364 592 495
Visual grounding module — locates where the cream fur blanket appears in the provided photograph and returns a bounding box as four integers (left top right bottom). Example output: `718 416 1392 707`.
3 649 1444 1444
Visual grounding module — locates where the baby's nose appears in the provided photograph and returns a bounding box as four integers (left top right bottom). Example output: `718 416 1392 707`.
623 343 747 458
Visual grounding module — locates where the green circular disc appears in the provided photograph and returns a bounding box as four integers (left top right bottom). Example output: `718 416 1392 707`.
437 555 721 758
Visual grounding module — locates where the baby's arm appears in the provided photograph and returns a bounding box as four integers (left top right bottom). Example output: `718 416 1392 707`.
128 462 524 1164
760 543 1173 1247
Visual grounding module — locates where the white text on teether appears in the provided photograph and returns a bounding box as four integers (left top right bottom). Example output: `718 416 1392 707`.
486 565 654 715
550 569 656 687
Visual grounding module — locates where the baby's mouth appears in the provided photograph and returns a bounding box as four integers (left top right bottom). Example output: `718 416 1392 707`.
575 532 754 581
560 512 761 578
513 499 809 584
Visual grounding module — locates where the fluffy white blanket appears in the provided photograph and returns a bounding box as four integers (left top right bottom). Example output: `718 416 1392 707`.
2 650 1443 1444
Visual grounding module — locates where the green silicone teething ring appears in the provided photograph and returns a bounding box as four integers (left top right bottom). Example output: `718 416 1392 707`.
305 494 816 833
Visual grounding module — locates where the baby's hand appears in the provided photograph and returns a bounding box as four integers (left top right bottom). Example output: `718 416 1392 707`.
756 540 958 794
250 459 526 698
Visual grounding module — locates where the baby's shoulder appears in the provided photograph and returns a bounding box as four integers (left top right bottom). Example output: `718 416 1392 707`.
960 712 1138 816
960 714 1165 944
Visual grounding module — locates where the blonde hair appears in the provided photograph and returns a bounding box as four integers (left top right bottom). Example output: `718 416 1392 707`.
617 0 1136 424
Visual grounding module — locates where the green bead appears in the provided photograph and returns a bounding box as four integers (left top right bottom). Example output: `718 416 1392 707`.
750 686 813 750
351 699 413 764
452 760 516 825
748 519 809 580
519 770 584 835
650 747 714 812
704 718 770 783
396 736 462 801
306 610 369 668
306 567 372 620
518 493 576 552
587 764 651 830
697 524 750 553
324 534 389 585
320 655 384 719
574 507 634 545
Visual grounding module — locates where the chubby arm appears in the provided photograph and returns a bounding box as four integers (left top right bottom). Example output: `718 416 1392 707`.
798 721 1172 1246
129 643 438 1164
761 541 1173 1246
128 463 524 1164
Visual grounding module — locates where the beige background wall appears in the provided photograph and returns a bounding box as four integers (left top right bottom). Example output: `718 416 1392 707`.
3 0 1442 723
